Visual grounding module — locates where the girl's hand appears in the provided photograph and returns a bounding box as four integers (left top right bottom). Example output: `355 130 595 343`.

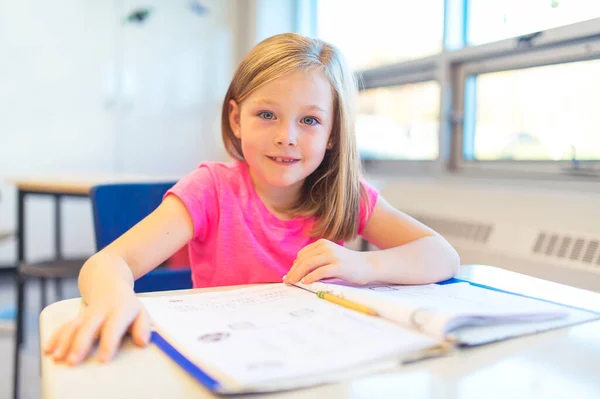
283 239 374 285
43 294 151 366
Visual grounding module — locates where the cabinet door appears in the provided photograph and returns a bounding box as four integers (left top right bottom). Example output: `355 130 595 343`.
118 0 233 175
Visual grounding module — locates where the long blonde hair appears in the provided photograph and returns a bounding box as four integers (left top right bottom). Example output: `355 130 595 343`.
221 33 366 242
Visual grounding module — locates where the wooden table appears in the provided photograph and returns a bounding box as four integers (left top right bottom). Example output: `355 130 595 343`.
39 265 600 399
7 174 180 268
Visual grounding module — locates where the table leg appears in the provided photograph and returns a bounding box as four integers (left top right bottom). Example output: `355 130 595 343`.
52 194 62 303
40 278 47 311
54 194 62 260
13 277 23 399
54 278 63 300
13 189 25 399
16 190 25 344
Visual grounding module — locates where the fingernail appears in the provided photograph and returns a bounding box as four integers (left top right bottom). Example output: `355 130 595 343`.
301 278 306 283
282 274 287 281
52 349 62 358
67 353 78 364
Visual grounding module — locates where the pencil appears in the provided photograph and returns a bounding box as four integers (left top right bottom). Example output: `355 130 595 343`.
316 291 379 317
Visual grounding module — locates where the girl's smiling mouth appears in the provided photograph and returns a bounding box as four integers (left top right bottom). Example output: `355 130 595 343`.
267 156 300 164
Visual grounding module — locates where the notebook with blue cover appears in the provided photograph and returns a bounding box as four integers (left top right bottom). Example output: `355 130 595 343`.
139 278 599 394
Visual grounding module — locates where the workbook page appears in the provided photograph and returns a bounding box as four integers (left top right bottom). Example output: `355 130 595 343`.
140 284 437 390
300 281 572 338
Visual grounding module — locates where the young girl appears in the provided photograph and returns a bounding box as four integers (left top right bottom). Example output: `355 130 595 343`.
44 33 459 365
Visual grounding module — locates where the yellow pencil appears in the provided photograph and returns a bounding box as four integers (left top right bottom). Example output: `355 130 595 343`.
316 291 379 317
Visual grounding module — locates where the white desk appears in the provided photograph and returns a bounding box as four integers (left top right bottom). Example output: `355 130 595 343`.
7 174 180 399
39 265 600 399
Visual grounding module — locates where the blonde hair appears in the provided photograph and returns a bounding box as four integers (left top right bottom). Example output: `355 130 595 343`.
221 33 366 242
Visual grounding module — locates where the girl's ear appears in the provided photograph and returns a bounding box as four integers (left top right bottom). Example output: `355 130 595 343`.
229 99 241 139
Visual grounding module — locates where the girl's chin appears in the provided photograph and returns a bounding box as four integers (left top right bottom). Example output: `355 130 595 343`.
264 177 305 188
250 162 315 188
258 172 306 188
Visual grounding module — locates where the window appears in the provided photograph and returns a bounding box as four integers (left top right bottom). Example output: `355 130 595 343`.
464 59 600 161
357 82 440 160
469 0 600 45
313 0 600 178
316 0 445 70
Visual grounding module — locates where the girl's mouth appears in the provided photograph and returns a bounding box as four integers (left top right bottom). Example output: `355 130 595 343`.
268 156 300 164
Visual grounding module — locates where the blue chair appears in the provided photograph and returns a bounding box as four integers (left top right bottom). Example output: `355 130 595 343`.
90 182 193 292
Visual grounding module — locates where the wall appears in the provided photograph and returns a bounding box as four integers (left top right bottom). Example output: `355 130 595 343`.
0 0 304 266
371 173 600 292
0 0 236 264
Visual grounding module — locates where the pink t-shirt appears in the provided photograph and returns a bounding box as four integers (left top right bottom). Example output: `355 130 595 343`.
166 161 379 288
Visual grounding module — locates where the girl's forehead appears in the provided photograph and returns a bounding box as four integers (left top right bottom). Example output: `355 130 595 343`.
245 70 333 112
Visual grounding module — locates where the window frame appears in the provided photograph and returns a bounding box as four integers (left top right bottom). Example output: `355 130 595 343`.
357 58 446 174
450 20 600 178
310 1 600 181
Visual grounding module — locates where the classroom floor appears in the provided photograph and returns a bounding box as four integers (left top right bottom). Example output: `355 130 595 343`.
0 271 79 399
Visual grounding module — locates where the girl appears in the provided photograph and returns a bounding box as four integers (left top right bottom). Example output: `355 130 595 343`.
44 33 459 366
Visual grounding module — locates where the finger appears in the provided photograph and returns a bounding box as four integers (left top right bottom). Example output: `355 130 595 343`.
65 312 106 365
295 239 330 259
293 246 325 267
97 308 139 362
50 316 83 361
44 320 72 355
287 253 332 284
302 264 339 284
286 247 328 283
48 317 81 360
49 323 73 360
129 307 152 347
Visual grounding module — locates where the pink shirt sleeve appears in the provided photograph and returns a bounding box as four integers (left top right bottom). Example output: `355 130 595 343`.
164 164 218 241
358 180 379 235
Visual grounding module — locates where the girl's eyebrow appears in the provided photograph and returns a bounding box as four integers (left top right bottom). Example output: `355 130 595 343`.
251 99 328 114
304 105 328 114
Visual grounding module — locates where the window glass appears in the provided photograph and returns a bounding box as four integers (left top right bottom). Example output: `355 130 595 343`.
469 0 600 45
358 82 440 160
317 0 444 70
466 59 600 161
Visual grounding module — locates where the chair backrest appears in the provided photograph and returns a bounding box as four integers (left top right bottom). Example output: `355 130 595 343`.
90 182 192 292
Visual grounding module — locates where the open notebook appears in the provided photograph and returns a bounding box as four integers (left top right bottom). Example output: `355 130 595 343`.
139 278 598 394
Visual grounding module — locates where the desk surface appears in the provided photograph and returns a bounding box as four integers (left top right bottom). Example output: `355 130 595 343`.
39 265 600 399
6 174 180 195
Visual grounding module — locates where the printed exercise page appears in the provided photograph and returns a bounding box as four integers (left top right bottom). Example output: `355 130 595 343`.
301 281 573 338
140 284 437 389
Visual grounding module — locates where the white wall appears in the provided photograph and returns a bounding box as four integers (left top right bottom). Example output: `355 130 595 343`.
0 0 237 264
371 173 600 291
0 0 304 265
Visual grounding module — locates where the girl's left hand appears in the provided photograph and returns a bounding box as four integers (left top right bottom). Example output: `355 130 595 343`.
283 239 374 285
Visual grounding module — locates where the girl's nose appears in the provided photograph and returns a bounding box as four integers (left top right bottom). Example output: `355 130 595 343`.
274 126 298 147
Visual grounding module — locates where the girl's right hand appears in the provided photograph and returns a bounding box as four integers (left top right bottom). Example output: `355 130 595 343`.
43 294 152 365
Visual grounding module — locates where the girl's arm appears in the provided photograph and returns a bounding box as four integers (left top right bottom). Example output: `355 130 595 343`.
285 196 459 285
79 195 194 304
45 195 194 365
360 196 460 284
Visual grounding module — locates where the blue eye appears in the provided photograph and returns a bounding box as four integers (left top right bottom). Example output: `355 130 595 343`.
258 111 276 120
301 116 319 126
